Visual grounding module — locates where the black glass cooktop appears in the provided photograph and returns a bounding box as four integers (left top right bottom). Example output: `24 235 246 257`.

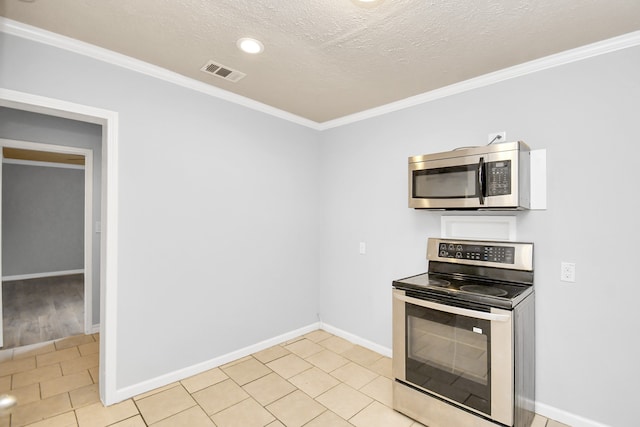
392 272 533 309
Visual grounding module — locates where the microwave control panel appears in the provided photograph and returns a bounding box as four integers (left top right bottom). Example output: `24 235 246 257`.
438 242 515 264
486 160 511 196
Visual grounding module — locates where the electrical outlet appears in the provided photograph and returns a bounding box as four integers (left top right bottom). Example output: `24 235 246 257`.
488 132 506 144
359 242 366 255
560 262 576 282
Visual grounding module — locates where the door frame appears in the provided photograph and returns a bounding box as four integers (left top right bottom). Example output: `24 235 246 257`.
0 138 94 340
0 88 119 405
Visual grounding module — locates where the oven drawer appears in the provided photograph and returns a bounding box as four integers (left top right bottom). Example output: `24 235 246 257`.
394 380 504 427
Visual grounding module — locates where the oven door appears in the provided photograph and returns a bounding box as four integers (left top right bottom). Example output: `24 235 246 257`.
392 289 514 425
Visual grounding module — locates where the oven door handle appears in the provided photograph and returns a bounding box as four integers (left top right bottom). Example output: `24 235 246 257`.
394 292 511 322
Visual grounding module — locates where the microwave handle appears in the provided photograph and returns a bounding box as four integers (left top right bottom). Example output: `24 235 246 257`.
478 157 486 205
394 292 510 322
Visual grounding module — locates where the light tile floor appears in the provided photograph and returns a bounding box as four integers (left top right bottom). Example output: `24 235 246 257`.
0 330 569 427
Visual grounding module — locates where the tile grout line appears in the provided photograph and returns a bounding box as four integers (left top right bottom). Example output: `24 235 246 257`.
129 394 147 426
347 399 377 425
247 343 381 427
2 332 557 427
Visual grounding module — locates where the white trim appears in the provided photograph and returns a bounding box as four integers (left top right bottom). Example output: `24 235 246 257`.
530 149 547 210
440 215 517 241
112 322 321 402
100 102 119 406
81 312 608 427
0 18 321 131
91 324 100 334
2 157 85 170
320 322 392 358
0 88 119 406
113 322 387 403
535 402 611 427
2 269 85 282
83 148 93 336
2 18 639 130
318 31 640 130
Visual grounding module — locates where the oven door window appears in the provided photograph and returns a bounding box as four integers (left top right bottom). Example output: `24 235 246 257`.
406 303 491 415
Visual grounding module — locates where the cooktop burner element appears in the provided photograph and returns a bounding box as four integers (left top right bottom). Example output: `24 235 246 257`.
392 238 534 309
459 284 508 297
428 278 450 287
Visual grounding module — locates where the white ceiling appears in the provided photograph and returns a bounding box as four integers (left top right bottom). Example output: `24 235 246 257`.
3 0 640 123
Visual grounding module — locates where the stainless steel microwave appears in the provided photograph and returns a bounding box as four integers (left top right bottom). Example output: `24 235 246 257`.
409 141 530 209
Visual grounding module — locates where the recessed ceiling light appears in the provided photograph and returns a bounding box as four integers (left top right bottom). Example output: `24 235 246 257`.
237 38 264 54
353 0 384 7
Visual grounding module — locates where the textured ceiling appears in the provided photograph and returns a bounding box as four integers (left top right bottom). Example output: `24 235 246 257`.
2 0 640 123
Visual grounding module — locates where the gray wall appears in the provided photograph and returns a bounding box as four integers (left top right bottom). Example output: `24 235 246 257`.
0 33 322 389
0 107 103 326
2 163 84 276
319 46 640 426
2 30 638 426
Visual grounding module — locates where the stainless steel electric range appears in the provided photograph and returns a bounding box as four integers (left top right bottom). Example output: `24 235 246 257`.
392 238 535 427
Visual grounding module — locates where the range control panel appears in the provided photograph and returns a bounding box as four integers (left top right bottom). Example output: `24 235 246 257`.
427 238 534 271
438 242 515 264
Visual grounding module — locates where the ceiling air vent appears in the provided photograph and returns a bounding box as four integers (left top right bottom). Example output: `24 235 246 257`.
200 60 246 83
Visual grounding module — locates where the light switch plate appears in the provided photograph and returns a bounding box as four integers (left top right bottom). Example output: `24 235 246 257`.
560 262 576 282
359 242 366 255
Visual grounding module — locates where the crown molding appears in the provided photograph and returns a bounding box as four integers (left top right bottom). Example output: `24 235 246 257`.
0 18 322 130
2 17 640 131
318 30 640 130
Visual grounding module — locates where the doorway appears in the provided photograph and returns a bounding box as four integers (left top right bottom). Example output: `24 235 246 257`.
1 144 92 348
0 88 118 405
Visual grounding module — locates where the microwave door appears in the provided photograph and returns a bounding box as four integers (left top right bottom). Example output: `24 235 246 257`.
410 155 484 209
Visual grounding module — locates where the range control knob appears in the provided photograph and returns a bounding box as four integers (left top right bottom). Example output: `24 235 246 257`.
456 252 463 258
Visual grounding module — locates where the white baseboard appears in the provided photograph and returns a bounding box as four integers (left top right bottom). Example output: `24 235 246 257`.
2 269 84 282
112 322 392 403
91 324 100 334
535 402 610 427
112 322 321 403
106 321 605 427
319 322 392 358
